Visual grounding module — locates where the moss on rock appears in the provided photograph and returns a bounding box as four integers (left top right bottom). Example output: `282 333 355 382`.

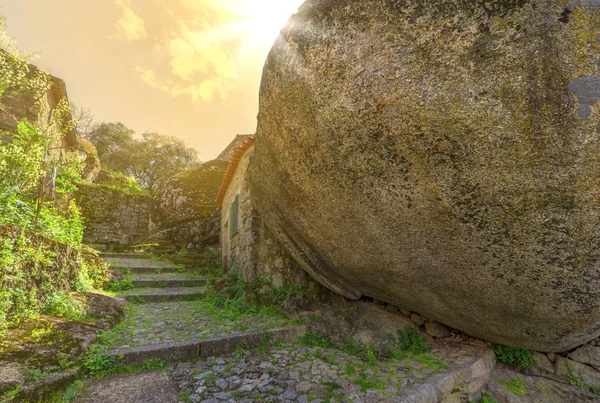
250 0 600 351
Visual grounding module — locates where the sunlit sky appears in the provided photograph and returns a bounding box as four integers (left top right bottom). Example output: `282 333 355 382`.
0 0 303 160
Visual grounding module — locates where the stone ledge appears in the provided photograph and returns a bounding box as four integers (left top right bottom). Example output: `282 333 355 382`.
107 326 306 365
98 253 150 259
131 279 209 288
108 341 201 366
380 342 495 402
200 326 307 358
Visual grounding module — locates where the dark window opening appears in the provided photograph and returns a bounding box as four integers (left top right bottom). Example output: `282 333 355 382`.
230 194 239 238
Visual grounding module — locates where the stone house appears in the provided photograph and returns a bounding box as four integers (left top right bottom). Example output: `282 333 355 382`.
216 135 307 287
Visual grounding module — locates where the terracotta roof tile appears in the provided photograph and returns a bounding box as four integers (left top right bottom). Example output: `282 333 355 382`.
216 134 256 208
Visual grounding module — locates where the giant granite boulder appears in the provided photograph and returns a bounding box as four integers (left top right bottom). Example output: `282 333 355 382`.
249 0 600 351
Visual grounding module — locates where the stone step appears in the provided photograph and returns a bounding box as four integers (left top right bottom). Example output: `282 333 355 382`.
117 287 207 303
131 275 211 288
99 253 150 260
104 257 180 272
107 326 307 365
128 266 181 274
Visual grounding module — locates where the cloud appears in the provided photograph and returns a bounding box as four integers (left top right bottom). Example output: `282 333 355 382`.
113 0 147 41
136 67 170 92
169 32 237 82
125 0 297 104
136 66 230 103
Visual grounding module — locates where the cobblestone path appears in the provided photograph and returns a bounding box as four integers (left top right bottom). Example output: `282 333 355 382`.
75 253 493 403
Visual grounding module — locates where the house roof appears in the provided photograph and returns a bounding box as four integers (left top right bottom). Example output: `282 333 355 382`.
216 134 256 208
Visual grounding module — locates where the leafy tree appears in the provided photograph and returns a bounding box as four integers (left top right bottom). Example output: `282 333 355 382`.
86 122 135 171
127 131 199 195
86 124 199 196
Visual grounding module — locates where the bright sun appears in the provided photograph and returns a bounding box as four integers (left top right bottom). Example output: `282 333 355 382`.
221 0 304 48
237 1 302 43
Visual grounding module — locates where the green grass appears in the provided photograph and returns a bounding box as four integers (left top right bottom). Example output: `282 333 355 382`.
343 362 356 376
270 284 305 305
62 380 84 402
480 393 498 403
342 339 361 355
42 292 86 321
355 372 385 392
104 277 134 292
491 344 534 368
501 376 527 395
299 333 334 348
81 351 166 378
0 384 22 402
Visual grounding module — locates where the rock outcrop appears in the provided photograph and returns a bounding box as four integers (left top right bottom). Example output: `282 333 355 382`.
153 160 229 248
249 0 600 351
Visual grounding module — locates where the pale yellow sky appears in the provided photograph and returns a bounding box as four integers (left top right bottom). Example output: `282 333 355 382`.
0 0 303 160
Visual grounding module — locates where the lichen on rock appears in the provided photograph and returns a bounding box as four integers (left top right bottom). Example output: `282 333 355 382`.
249 0 600 351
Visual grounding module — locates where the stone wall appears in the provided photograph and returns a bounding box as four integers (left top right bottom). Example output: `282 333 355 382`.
221 147 309 288
0 223 109 324
153 160 228 248
0 62 77 148
76 184 151 246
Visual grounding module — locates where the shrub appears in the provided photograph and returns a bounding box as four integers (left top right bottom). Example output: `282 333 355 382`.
104 277 134 292
396 326 430 355
299 333 334 348
491 344 535 368
42 292 85 321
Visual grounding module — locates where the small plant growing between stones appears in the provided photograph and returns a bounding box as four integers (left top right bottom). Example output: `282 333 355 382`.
566 359 600 395
479 393 498 403
342 338 361 355
24 365 44 382
396 327 430 355
104 277 134 292
491 344 534 368
42 292 86 321
366 346 379 367
500 376 527 395
270 284 305 305
343 362 357 376
0 384 22 402
355 371 385 392
62 380 84 402
299 332 334 348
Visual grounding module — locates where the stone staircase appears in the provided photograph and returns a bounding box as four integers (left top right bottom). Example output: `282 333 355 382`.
101 253 210 303
95 252 305 367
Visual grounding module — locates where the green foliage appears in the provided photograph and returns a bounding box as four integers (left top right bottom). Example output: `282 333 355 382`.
62 380 84 403
81 343 167 378
299 333 334 348
366 346 379 367
0 384 22 402
394 327 430 356
491 344 535 368
93 169 149 196
42 292 85 320
343 362 356 376
566 359 600 395
270 284 305 305
480 393 498 403
355 372 385 392
24 366 43 382
0 230 107 334
86 124 199 195
104 277 134 292
500 377 527 395
342 339 361 355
